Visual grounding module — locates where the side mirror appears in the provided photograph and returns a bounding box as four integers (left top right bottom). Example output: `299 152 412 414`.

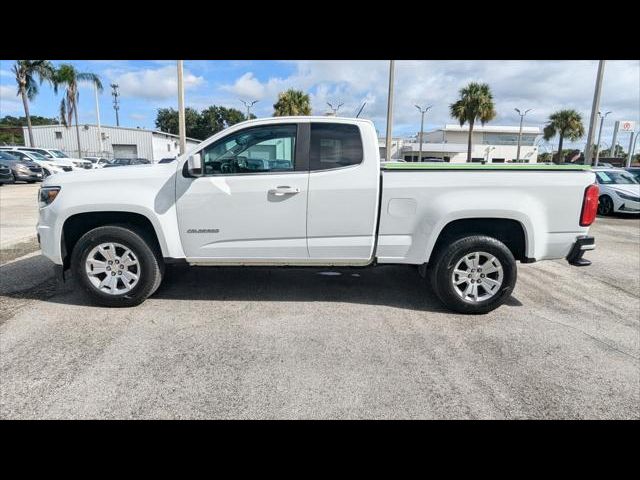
186 153 202 176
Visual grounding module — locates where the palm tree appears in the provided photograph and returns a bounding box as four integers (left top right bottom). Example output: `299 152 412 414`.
543 109 585 164
12 60 56 147
54 64 103 157
273 89 311 116
449 82 497 162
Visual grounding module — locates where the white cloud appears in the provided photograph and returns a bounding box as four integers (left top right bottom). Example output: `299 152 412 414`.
0 84 22 113
220 60 640 147
112 65 205 100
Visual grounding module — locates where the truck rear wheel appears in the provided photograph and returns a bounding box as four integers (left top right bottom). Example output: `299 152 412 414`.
428 235 517 314
71 225 163 307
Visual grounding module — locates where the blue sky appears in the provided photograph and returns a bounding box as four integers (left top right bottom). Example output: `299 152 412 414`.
1 60 638 149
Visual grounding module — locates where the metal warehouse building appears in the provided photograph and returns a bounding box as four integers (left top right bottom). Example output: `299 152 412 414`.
22 124 201 162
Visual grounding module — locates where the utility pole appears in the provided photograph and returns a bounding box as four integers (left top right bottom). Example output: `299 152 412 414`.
177 60 186 155
584 60 606 165
110 83 120 127
385 60 395 162
627 132 638 168
609 120 620 160
327 101 344 116
514 108 532 161
94 80 103 156
415 105 432 162
240 99 258 120
594 110 611 166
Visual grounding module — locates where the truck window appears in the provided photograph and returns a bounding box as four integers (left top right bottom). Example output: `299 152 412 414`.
200 124 297 175
310 123 363 170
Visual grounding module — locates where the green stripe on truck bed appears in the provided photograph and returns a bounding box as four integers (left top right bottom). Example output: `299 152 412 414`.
381 162 592 171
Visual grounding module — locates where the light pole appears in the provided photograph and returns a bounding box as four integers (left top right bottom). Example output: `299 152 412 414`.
385 60 395 162
327 101 344 116
628 132 638 167
584 60 606 165
240 99 258 119
110 83 120 127
94 80 104 155
594 110 611 166
514 108 532 161
415 105 432 163
177 60 186 155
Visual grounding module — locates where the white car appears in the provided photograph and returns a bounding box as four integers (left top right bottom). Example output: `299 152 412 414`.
0 148 67 177
593 168 640 215
37 117 598 314
83 157 112 169
17 147 93 170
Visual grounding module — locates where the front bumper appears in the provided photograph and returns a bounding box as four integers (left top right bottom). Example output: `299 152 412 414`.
566 235 595 266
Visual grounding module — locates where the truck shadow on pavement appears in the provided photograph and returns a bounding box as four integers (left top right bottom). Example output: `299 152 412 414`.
1 255 523 314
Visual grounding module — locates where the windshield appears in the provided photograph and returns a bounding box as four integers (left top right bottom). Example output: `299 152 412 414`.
23 151 48 161
595 171 639 185
49 150 68 158
626 169 640 181
0 151 18 160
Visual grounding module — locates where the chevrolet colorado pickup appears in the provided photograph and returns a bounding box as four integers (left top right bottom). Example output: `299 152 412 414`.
37 117 599 313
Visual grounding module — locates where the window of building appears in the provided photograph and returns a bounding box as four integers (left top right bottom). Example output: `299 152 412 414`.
55 131 62 139
310 123 363 170
201 124 296 175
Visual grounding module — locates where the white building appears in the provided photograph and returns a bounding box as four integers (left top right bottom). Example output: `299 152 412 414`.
380 124 542 163
22 124 201 162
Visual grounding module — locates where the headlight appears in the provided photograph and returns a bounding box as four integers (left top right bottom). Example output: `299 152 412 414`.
615 190 640 202
39 186 61 208
16 163 30 171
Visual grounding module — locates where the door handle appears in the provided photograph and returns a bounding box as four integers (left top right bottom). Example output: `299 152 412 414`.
269 186 300 196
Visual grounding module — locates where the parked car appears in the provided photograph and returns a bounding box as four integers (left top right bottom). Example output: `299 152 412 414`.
593 168 640 215
0 160 13 185
0 150 43 183
624 167 640 182
38 117 599 314
0 149 66 177
4 146 92 169
83 157 113 169
102 158 151 167
1 146 76 172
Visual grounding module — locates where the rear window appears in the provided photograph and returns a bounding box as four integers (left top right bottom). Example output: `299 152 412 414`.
310 123 363 170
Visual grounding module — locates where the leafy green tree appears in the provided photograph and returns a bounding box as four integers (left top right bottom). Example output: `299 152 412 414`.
273 89 311 116
11 60 56 147
599 144 625 158
155 106 251 140
197 106 250 138
449 82 497 162
542 109 585 164
53 64 103 157
0 115 59 145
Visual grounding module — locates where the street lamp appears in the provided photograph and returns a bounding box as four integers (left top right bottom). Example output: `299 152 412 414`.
240 99 258 120
327 101 344 116
415 104 432 163
514 108 532 161
594 110 611 166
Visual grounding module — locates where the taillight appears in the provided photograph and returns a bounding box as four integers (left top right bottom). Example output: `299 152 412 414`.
580 184 599 226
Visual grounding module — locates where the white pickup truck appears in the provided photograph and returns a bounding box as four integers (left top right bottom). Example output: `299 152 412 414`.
37 117 599 313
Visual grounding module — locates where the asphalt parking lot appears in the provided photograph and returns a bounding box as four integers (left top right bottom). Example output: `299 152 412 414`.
0 183 638 419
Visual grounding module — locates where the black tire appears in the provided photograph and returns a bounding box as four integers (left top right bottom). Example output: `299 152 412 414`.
597 195 613 216
27 180 36 184
428 235 517 314
71 225 163 307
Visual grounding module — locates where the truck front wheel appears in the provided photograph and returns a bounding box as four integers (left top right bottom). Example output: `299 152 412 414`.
428 235 517 314
71 225 163 307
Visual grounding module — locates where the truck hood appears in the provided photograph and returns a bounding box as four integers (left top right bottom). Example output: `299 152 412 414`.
43 162 176 187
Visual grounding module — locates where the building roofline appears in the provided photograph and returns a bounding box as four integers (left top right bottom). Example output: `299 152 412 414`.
21 124 201 142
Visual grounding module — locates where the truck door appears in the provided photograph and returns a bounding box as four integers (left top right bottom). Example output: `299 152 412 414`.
306 122 380 262
176 123 310 262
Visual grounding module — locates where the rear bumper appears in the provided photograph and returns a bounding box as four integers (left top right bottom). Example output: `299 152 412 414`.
566 235 595 266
